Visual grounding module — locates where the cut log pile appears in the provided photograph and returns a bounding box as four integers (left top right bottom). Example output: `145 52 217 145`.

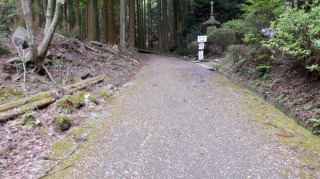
0 76 104 122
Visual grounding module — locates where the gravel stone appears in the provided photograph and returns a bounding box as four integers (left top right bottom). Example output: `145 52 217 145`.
58 54 318 178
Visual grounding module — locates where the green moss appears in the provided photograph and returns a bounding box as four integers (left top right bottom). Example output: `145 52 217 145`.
219 76 320 176
54 116 73 131
38 129 48 135
75 92 98 105
0 86 24 104
98 90 112 101
56 95 83 111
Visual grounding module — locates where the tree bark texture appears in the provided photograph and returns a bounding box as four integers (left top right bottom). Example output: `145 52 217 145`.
108 0 116 44
119 0 126 50
129 0 135 47
86 0 99 41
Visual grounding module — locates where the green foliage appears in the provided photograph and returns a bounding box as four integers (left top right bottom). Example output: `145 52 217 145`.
307 118 320 135
306 64 320 72
207 28 236 54
256 64 272 76
263 5 320 69
0 0 16 37
187 41 199 56
243 7 276 44
225 45 254 63
221 20 248 44
304 104 314 110
241 0 286 16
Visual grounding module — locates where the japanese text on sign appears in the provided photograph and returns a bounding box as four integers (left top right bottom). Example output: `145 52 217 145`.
197 36 207 43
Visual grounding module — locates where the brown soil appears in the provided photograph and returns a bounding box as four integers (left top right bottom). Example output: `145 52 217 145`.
0 33 143 178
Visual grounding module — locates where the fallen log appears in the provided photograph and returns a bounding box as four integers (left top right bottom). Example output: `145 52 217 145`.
0 92 52 112
0 97 56 122
62 76 104 93
0 76 104 122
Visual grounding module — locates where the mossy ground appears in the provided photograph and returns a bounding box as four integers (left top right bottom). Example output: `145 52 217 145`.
217 76 320 177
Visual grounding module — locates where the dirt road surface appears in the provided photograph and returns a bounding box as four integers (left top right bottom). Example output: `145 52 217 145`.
48 54 320 178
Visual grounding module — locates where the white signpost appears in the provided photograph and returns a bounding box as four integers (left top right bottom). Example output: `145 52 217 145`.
197 36 207 61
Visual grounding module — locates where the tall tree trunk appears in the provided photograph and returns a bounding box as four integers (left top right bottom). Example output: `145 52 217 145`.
162 0 168 52
129 0 135 47
157 0 163 52
119 0 126 50
108 0 116 44
45 0 53 33
86 0 99 41
102 0 108 43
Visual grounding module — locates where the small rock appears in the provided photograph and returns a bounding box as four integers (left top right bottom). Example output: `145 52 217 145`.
11 26 28 49
105 84 115 91
54 116 73 131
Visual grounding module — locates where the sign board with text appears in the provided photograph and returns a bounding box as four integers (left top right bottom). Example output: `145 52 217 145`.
197 36 207 43
198 50 204 60
199 43 205 50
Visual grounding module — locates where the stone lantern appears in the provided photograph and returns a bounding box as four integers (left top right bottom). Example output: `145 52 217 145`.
203 1 220 34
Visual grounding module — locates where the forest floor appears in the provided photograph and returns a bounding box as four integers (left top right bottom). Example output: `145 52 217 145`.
0 33 143 178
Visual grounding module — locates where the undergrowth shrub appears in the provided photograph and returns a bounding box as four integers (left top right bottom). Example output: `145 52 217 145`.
207 28 236 55
244 7 276 44
187 41 198 56
263 5 320 75
221 20 248 44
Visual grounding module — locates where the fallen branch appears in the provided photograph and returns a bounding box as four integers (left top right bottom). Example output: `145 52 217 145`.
62 76 104 93
37 163 74 178
0 91 53 112
0 76 104 121
0 97 56 122
264 122 296 137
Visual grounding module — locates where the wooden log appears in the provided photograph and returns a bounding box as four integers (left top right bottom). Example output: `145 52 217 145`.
62 76 104 93
0 76 104 122
0 91 52 112
0 97 56 122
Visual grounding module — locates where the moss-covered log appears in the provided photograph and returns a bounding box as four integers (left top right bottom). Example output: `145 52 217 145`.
0 76 104 122
0 97 56 122
62 76 104 93
0 91 52 112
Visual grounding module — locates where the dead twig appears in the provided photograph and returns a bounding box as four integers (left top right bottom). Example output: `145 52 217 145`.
264 122 296 136
37 163 74 178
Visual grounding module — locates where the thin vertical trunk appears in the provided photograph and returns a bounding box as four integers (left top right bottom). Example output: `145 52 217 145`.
75 0 80 29
119 0 125 50
157 0 163 52
45 0 53 33
102 0 108 43
163 0 168 52
86 0 99 41
148 0 153 48
137 0 142 48
108 0 116 44
129 0 135 47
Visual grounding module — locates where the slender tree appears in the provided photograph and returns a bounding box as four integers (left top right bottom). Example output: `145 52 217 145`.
129 0 135 47
108 0 116 44
86 0 99 41
119 0 125 50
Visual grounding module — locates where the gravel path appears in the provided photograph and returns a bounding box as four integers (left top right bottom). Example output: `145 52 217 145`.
55 54 319 178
